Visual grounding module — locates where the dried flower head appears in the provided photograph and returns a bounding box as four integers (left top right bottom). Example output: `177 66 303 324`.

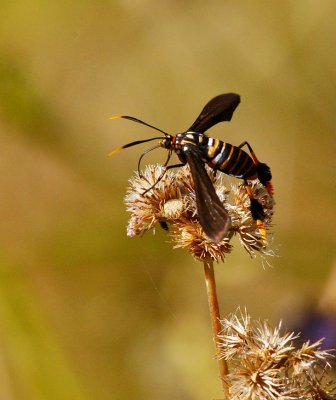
124 164 275 262
217 309 336 399
170 220 232 263
228 358 287 400
290 339 333 375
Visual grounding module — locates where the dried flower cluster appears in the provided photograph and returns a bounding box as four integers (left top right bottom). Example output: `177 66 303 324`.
124 164 274 262
218 309 336 399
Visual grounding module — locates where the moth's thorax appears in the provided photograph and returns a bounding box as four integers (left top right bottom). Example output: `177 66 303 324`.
175 132 205 146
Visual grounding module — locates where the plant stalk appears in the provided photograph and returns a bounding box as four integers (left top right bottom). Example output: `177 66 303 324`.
203 260 229 397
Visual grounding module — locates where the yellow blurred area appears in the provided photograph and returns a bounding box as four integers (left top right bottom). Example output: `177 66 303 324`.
0 1 335 399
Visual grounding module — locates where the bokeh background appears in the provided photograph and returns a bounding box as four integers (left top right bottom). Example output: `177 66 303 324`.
1 1 335 399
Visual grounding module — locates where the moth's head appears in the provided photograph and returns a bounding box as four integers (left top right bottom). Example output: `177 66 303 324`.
159 135 174 150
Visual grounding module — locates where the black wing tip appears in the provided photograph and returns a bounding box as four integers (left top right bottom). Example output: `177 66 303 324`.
205 219 231 243
210 92 240 105
219 92 241 118
218 92 240 101
188 92 242 133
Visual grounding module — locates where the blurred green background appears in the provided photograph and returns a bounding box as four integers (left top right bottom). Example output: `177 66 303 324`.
0 1 335 399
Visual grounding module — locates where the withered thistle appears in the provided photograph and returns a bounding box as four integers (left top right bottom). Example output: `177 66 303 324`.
125 164 275 263
218 309 336 400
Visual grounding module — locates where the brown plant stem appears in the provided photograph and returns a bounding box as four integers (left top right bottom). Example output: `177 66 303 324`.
203 260 229 397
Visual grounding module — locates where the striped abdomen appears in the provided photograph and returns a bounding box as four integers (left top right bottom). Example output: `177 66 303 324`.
204 137 256 180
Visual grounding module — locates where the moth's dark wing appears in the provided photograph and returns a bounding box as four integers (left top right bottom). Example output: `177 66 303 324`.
184 147 231 243
188 93 240 134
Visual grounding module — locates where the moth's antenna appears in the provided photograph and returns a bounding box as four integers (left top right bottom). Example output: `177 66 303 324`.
110 115 169 137
107 137 164 158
